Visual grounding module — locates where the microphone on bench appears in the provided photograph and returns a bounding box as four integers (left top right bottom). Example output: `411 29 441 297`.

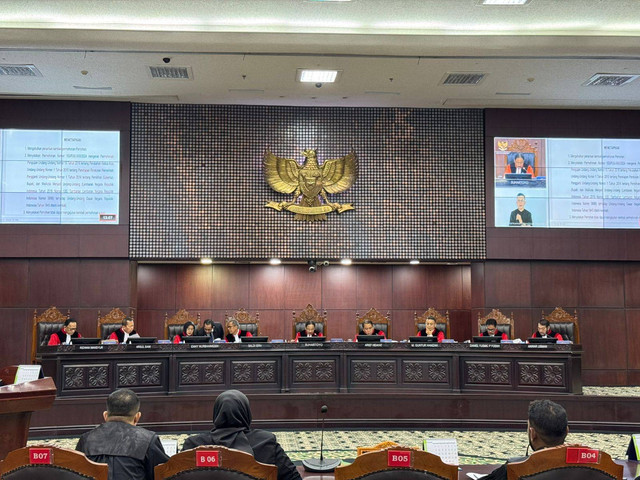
302 405 341 472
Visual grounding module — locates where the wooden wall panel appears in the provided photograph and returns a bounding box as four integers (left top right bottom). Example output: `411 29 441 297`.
176 265 213 310
27 260 80 307
283 265 322 310
211 264 249 309
626 310 640 370
321 267 357 310
249 265 285 310
323 310 356 340
624 265 640 307
579 308 626 370
483 262 531 307
356 266 393 310
0 308 30 366
531 262 579 308
135 310 165 340
137 265 176 310
426 266 465 309
78 260 131 307
0 260 28 307
391 266 429 309
578 264 625 307
449 309 472 341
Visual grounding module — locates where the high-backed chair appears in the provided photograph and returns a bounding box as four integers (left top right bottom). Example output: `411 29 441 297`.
414 308 450 339
542 307 580 343
292 304 327 338
478 308 514 339
506 445 622 480
335 446 457 480
226 309 260 336
356 308 391 338
0 445 108 480
165 309 200 340
96 308 131 340
31 307 70 363
154 445 277 480
357 441 401 457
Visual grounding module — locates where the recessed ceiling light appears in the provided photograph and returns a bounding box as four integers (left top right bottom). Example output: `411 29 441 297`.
480 0 530 4
340 259 352 266
200 258 213 265
410 260 420 265
297 69 341 83
269 258 282 265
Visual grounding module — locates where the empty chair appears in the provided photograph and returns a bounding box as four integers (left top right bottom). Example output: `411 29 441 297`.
1 445 108 480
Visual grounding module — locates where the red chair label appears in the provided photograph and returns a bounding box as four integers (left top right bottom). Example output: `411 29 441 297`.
566 447 599 464
388 450 412 467
196 450 220 467
29 448 52 464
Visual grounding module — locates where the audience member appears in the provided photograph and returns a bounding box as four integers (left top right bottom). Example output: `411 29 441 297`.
48 318 81 345
196 318 224 341
355 319 386 340
480 318 508 340
531 319 563 341
225 318 253 343
483 399 569 480
108 316 138 343
182 389 301 480
76 388 169 480
295 320 323 341
173 321 196 343
417 316 444 342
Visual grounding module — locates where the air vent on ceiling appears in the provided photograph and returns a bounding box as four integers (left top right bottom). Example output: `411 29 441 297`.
148 66 193 80
441 72 486 85
73 85 113 90
0 64 43 77
584 73 639 87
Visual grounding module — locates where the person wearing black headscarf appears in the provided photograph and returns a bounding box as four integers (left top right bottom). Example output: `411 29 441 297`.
182 390 301 480
173 321 195 344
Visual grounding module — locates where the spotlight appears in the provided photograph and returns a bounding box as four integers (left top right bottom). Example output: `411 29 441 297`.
308 260 317 272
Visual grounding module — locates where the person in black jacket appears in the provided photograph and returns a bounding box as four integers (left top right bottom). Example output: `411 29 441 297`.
76 388 169 480
195 318 225 341
182 389 301 480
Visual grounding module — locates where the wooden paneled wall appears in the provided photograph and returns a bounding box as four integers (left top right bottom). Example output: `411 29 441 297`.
136 263 473 343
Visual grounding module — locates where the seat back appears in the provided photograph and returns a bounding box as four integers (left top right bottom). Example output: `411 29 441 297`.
154 445 277 480
96 308 131 339
226 309 260 336
356 308 391 338
1 445 108 480
335 447 457 480
478 308 514 339
414 308 450 338
292 304 327 338
32 307 69 363
542 307 580 343
165 309 200 340
506 445 622 480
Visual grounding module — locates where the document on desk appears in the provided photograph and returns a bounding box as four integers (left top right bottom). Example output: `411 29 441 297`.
466 473 487 479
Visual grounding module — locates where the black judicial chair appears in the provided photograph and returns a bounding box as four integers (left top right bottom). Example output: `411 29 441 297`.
292 304 327 338
542 307 580 343
165 309 200 340
154 446 277 480
334 447 457 480
0 445 108 480
31 307 69 363
96 307 130 339
414 308 450 338
356 308 391 338
226 309 260 336
478 308 515 339
506 445 622 480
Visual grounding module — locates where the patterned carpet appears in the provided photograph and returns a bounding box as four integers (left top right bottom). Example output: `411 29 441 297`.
28 387 638 465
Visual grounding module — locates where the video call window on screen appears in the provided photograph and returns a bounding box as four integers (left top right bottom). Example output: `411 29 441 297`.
494 137 640 229
0 129 120 224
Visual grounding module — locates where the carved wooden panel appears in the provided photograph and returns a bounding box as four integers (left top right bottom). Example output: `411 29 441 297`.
464 361 511 384
517 362 566 387
117 362 162 387
231 360 277 384
62 364 109 390
351 360 397 383
402 360 449 383
293 360 336 383
178 361 224 385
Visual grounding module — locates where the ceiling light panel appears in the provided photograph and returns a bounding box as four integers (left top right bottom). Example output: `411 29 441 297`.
480 0 530 5
583 73 640 87
0 64 42 77
297 69 340 83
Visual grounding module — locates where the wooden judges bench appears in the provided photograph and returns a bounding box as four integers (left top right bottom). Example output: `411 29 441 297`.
39 342 582 397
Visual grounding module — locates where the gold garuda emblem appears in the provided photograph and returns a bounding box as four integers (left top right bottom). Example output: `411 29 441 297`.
497 141 509 151
264 149 358 221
